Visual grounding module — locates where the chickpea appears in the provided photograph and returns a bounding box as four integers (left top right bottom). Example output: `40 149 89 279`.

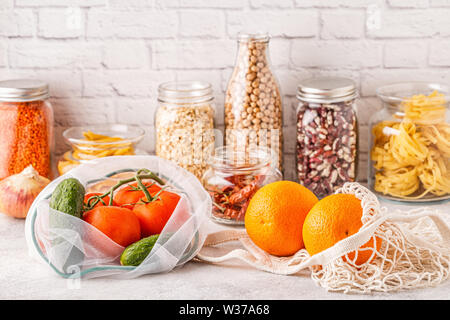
246 72 257 81
224 36 283 170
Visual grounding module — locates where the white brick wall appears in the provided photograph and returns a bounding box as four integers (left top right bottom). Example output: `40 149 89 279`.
1 0 450 182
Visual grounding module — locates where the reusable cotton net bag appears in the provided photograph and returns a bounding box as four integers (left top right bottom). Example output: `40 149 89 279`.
196 183 450 293
25 155 211 279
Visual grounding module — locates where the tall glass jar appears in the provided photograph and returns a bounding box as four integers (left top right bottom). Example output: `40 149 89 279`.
369 82 450 202
202 146 282 225
155 81 215 180
296 77 359 198
224 33 283 172
0 79 54 180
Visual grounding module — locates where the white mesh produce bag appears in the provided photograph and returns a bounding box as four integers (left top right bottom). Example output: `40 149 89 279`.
196 183 450 294
25 155 211 279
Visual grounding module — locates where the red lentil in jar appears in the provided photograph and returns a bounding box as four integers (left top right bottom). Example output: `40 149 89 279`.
0 80 54 180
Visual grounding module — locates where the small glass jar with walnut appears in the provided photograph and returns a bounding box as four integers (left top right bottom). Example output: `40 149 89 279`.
202 146 282 225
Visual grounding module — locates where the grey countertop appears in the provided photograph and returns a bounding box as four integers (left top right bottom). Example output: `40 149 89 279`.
1 198 449 300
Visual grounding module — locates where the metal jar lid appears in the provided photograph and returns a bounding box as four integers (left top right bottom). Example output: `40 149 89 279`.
296 77 357 104
0 79 49 102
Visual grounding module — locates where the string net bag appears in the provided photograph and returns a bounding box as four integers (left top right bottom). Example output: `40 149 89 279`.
196 182 450 294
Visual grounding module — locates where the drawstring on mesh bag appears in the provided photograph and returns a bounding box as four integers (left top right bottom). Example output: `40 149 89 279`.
195 182 450 294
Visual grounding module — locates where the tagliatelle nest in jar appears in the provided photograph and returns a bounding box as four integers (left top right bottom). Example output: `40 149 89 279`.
371 91 450 199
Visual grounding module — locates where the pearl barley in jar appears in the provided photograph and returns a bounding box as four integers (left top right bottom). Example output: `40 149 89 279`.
224 33 283 172
155 81 215 180
0 80 54 180
296 77 359 198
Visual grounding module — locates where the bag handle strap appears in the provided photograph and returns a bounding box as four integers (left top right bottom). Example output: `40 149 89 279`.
196 210 450 275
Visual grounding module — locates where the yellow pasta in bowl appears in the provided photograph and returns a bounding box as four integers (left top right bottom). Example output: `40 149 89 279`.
58 124 146 176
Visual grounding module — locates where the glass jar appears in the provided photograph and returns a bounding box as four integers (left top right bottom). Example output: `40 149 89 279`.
202 146 282 226
57 124 146 176
0 79 54 180
224 33 283 172
369 82 450 202
155 81 215 180
296 77 359 198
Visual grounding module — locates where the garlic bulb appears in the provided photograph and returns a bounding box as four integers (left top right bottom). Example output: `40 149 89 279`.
0 165 50 219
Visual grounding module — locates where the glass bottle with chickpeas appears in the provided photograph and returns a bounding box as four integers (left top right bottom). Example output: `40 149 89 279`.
224 33 283 172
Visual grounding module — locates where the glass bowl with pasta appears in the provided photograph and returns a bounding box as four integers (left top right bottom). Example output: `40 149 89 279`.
369 82 450 202
57 124 147 176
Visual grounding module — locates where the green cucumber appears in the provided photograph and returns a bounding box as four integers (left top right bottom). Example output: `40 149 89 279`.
120 234 160 266
49 178 85 218
48 178 86 274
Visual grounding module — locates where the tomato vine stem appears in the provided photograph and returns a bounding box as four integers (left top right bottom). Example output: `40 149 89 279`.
84 169 165 211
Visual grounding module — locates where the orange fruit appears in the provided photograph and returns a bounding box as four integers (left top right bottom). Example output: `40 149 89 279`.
245 181 319 257
302 194 381 266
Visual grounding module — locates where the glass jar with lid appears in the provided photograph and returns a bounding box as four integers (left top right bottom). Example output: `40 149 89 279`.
296 77 359 198
0 79 54 180
369 82 450 202
224 33 283 172
155 81 216 180
202 146 282 225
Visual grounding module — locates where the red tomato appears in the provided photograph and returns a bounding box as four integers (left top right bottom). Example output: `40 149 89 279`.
83 206 141 247
84 192 117 209
113 182 162 209
132 190 181 237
